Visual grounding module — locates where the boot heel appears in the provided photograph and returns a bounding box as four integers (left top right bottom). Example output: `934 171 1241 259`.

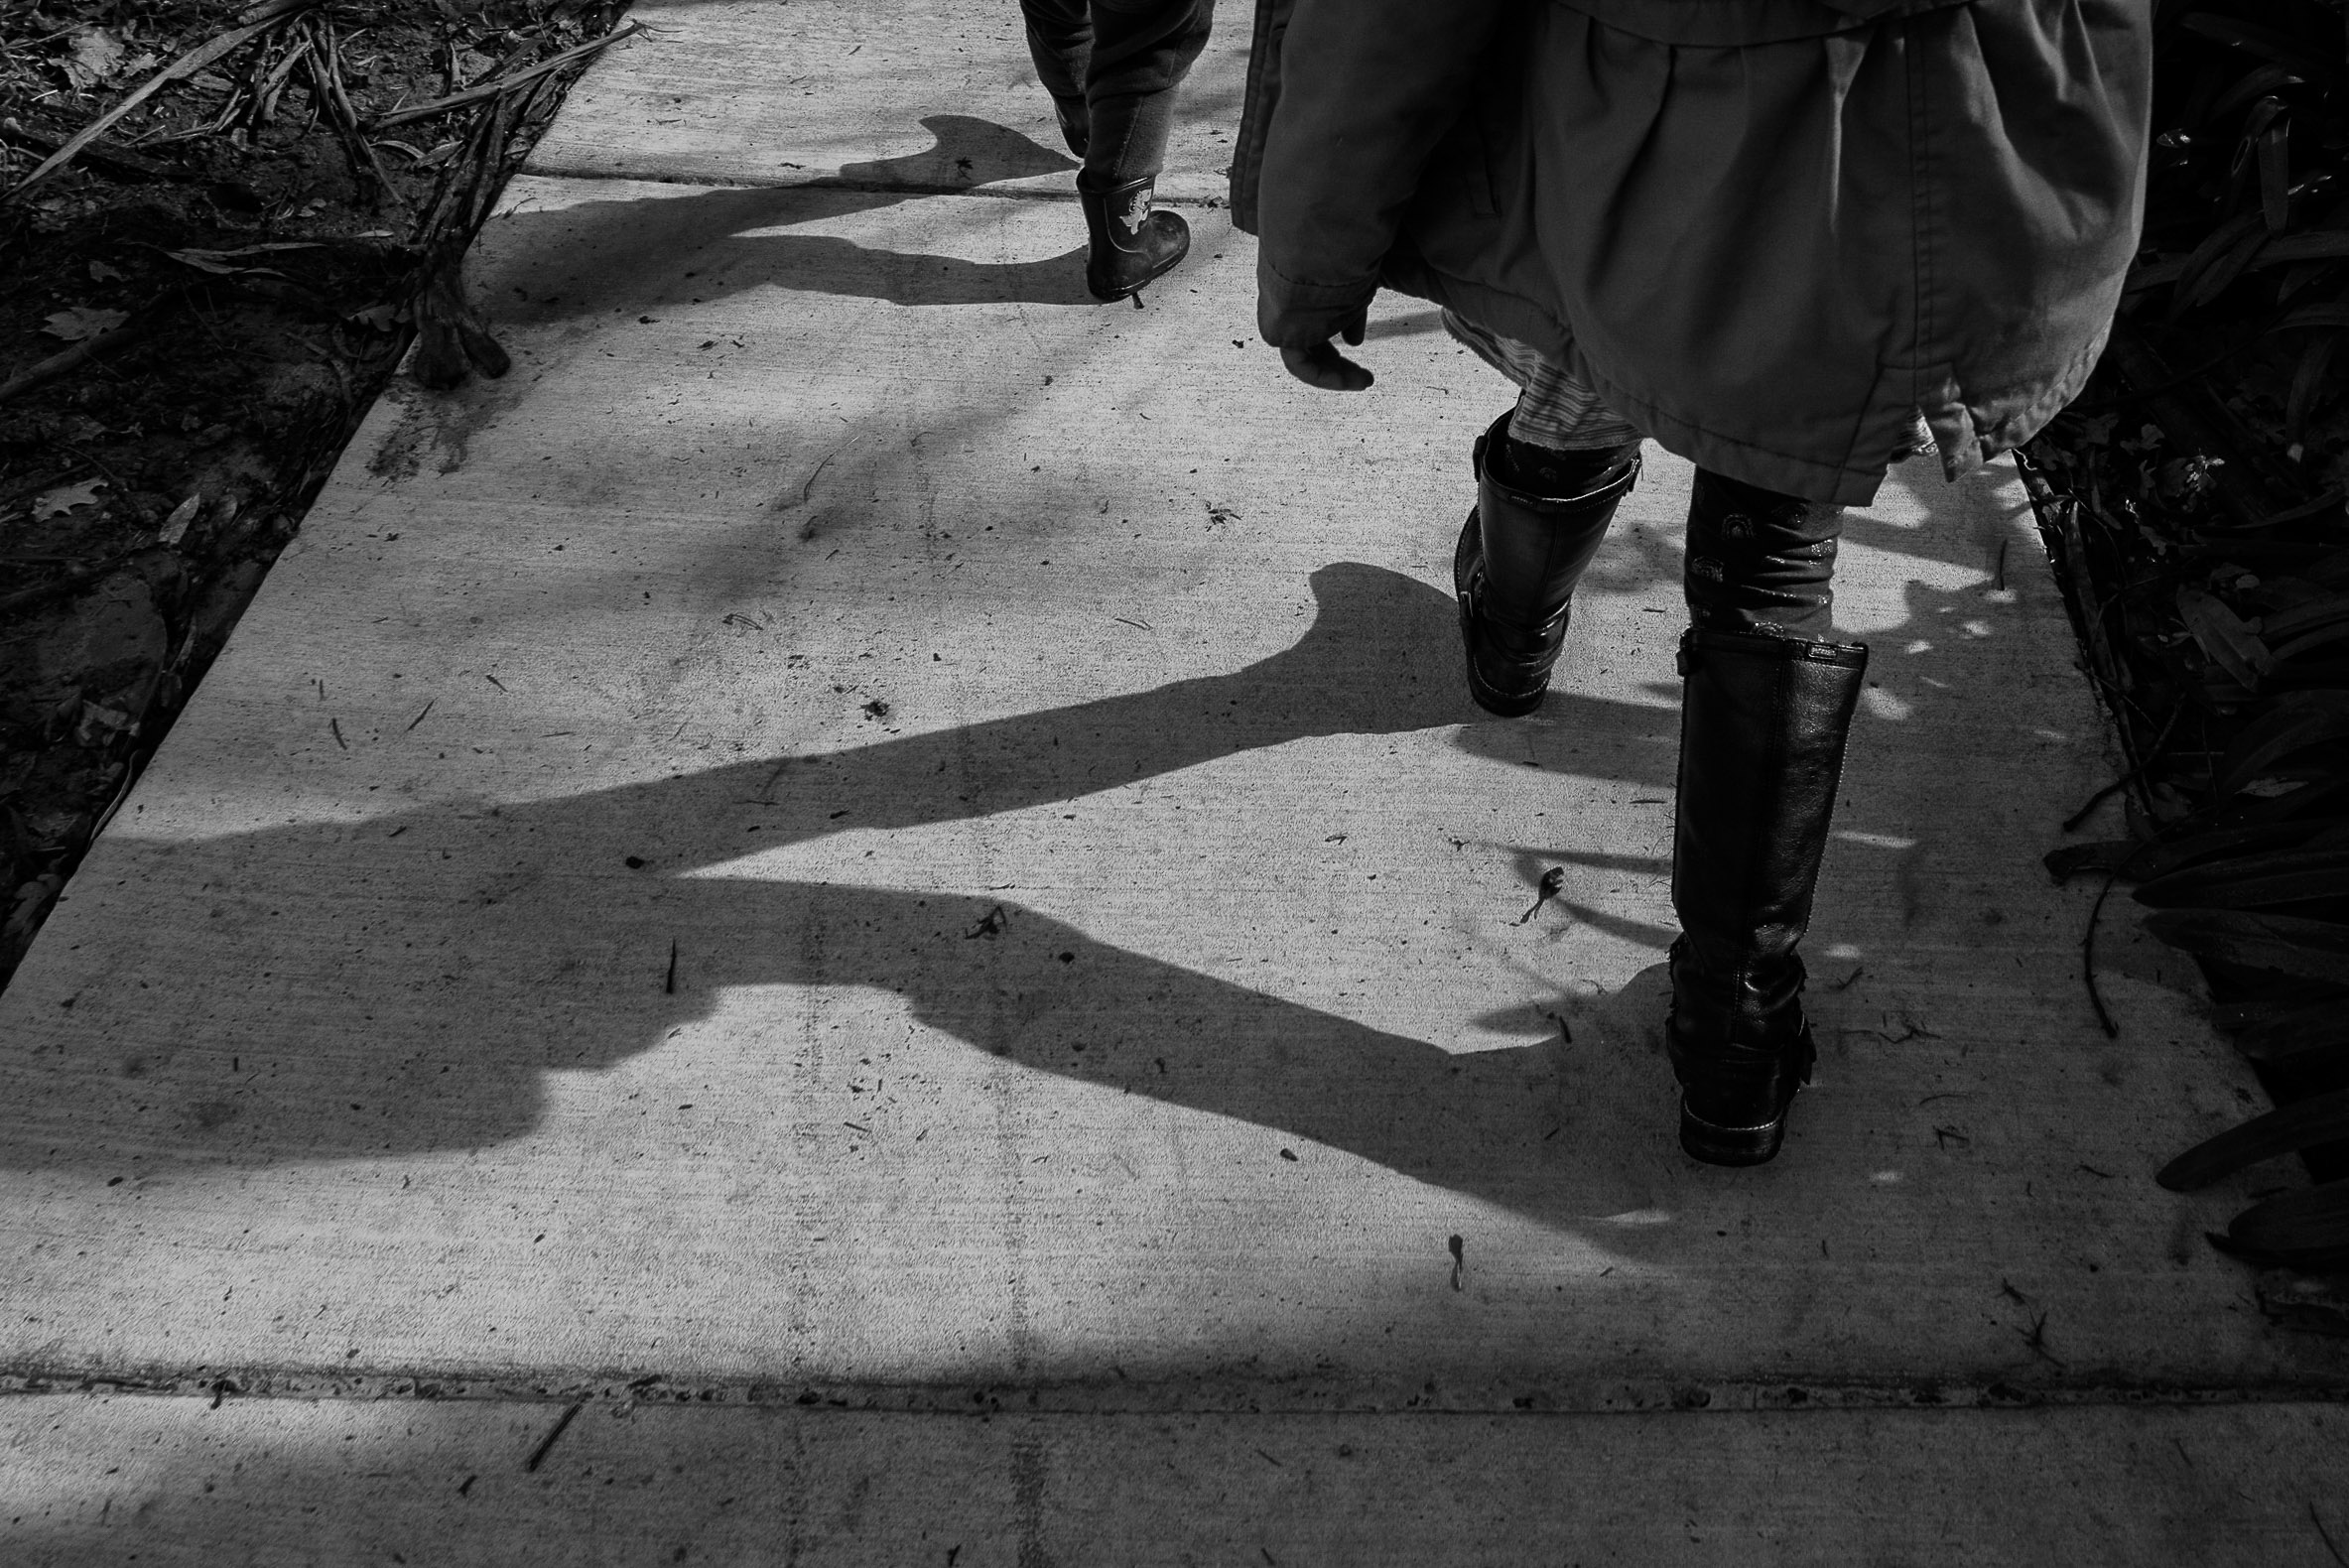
1679 1100 1789 1166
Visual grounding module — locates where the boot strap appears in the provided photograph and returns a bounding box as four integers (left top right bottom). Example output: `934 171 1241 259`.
1677 626 1868 678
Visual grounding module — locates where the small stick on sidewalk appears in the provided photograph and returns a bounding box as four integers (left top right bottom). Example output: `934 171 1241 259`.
523 1400 584 1472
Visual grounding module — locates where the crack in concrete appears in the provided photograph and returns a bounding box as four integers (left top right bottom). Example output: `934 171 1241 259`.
9 1365 2347 1417
516 160 1229 207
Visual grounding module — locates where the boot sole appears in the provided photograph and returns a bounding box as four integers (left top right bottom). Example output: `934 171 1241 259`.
1453 508 1549 718
1678 1099 1789 1166
1087 265 1180 303
1087 237 1190 302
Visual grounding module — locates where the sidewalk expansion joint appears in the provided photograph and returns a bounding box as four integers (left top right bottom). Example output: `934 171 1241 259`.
517 159 1229 208
9 1365 2348 1418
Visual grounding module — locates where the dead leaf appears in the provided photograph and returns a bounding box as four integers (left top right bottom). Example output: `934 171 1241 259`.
162 242 321 278
3 877 63 944
161 250 249 276
87 259 126 283
157 495 201 547
61 28 127 90
167 242 329 259
41 307 130 342
73 703 135 746
32 479 108 520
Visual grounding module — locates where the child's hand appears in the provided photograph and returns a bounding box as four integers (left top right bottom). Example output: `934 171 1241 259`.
1279 309 1372 391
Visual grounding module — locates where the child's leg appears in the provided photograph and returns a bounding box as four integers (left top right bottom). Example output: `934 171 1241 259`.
1079 0 1215 189
1019 0 1094 156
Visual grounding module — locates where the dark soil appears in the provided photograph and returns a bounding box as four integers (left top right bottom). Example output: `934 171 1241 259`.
0 0 621 978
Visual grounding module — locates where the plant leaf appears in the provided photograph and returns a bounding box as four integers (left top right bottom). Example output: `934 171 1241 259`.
2126 230 2349 293
2156 1085 2349 1189
2221 998 2349 1065
2176 587 2276 688
2222 1179 2349 1269
2278 304 2349 331
2178 12 2345 81
2136 818 2349 880
2172 209 2267 316
2133 847 2349 909
2260 592 2349 645
2286 335 2342 443
2258 118 2290 233
2141 907 2349 984
2274 623 2349 665
2214 691 2349 795
2043 841 2142 883
2208 63 2304 126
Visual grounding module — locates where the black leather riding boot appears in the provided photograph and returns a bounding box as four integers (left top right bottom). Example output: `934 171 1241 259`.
1452 412 1640 717
1668 626 1868 1165
1078 172 1189 301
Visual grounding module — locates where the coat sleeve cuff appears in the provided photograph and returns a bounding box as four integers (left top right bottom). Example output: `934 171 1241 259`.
1255 256 1378 348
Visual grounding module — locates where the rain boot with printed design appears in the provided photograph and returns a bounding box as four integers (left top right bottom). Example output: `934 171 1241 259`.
1078 172 1189 302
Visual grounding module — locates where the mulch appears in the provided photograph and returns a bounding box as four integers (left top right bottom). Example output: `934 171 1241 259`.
0 0 624 978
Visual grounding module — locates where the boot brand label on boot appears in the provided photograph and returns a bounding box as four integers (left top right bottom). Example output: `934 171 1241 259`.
1118 192 1150 234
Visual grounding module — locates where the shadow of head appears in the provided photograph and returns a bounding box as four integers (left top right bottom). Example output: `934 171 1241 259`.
829 113 1079 190
488 116 1091 320
29 863 1675 1231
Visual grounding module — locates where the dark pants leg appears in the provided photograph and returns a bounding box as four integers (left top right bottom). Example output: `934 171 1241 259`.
1018 0 1215 186
1682 469 1844 639
1018 0 1095 156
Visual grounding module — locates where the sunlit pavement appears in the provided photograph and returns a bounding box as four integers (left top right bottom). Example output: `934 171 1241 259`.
5 4 2347 1562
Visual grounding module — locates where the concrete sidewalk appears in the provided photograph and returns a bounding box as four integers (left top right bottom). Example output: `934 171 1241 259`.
4 2 2346 1561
